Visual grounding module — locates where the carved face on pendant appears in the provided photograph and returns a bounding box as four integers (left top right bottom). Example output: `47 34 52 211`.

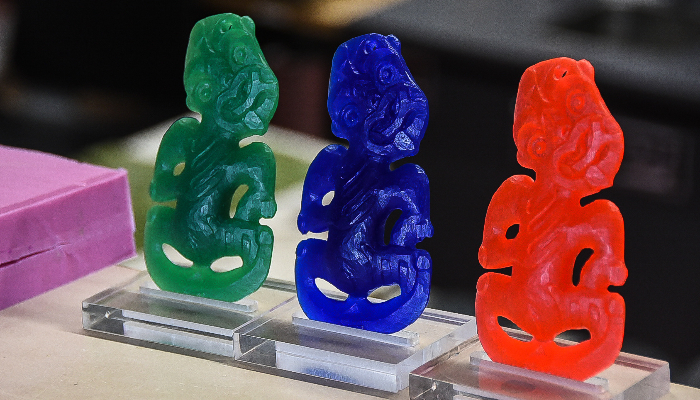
183 14 279 138
513 58 623 197
327 33 428 163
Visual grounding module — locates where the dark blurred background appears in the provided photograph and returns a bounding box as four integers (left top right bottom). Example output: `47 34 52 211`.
1 0 699 387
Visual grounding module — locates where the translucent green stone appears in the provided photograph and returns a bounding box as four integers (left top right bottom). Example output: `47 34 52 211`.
144 14 278 301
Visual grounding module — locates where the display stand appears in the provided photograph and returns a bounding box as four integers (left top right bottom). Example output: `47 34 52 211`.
235 297 477 393
409 330 670 400
82 271 296 358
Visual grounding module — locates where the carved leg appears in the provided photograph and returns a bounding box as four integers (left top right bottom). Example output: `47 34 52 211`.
229 145 276 221
476 273 526 364
479 285 626 381
555 290 625 380
341 246 431 333
295 238 344 321
145 205 273 301
296 239 431 333
144 206 193 293
358 248 431 333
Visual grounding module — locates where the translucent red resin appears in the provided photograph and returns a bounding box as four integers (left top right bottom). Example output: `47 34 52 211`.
476 57 627 381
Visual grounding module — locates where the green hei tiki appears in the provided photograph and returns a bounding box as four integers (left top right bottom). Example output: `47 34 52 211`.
144 14 278 301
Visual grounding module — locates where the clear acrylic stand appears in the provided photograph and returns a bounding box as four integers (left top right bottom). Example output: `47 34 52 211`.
235 297 477 393
82 270 296 358
409 330 670 400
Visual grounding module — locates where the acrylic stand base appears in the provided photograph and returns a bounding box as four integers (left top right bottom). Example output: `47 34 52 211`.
409 330 670 400
235 298 477 393
82 270 296 358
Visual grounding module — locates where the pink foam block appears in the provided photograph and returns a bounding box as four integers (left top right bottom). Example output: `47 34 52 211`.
0 145 136 309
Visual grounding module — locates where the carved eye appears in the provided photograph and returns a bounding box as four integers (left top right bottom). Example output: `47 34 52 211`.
528 136 547 157
233 46 247 65
196 82 213 103
363 39 378 54
378 64 394 84
567 91 587 115
341 104 359 127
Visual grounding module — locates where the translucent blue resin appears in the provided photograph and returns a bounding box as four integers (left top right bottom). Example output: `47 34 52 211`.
295 34 433 334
